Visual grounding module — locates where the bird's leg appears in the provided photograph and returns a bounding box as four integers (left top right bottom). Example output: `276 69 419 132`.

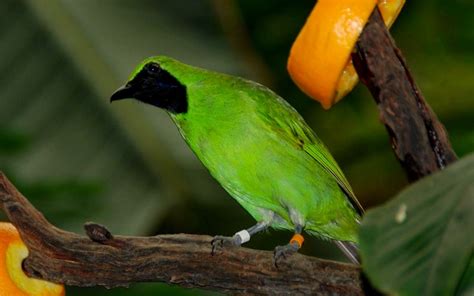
273 224 304 267
211 221 269 254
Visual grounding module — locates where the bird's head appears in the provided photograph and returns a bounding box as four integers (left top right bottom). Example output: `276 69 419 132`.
110 56 188 114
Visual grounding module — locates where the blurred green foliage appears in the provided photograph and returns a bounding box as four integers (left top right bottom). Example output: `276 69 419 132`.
0 0 472 295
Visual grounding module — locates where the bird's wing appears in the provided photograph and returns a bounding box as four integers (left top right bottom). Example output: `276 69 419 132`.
257 93 364 215
299 123 364 215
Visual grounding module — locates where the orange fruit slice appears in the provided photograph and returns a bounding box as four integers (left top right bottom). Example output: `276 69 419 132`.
288 0 405 109
0 222 65 296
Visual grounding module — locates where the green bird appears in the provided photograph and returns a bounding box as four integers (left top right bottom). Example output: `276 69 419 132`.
111 56 364 264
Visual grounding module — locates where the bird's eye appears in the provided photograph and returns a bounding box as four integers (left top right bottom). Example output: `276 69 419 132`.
148 64 160 73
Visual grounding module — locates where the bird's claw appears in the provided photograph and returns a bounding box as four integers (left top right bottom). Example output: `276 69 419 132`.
273 242 299 268
211 235 241 255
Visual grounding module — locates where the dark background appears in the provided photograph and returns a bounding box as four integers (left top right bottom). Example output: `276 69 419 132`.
0 0 472 295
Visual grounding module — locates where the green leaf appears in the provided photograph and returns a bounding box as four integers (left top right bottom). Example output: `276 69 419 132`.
359 154 474 296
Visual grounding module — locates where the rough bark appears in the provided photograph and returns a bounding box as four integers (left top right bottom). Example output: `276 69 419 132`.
352 9 457 182
0 172 363 295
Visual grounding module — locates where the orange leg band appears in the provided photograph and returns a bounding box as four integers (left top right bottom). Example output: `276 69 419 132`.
289 233 305 248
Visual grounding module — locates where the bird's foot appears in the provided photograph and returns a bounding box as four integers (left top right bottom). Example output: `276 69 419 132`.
211 235 241 255
273 241 299 268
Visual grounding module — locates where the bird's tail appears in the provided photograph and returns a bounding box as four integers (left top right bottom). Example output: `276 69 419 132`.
334 240 360 265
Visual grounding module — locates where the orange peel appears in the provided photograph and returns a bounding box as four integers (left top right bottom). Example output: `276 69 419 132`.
0 222 65 296
288 0 405 109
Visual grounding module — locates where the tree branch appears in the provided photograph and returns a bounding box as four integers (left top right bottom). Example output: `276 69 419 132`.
0 172 362 295
352 8 457 182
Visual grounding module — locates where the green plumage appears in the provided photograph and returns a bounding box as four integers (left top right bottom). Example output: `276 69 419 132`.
125 56 362 243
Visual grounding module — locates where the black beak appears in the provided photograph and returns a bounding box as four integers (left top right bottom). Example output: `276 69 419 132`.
110 84 136 102
109 63 188 113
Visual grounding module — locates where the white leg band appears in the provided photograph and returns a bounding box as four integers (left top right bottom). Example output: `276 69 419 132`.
235 230 251 244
